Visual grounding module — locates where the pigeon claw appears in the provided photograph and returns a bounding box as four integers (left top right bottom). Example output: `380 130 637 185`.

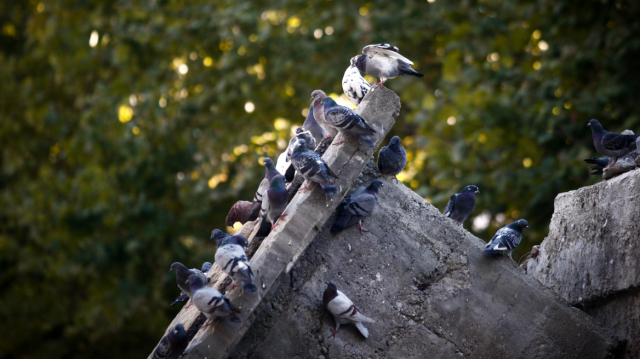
357 224 369 234
393 175 399 184
185 301 193 309
278 214 288 221
201 319 212 330
322 134 332 140
328 328 339 340
228 282 237 291
332 138 347 146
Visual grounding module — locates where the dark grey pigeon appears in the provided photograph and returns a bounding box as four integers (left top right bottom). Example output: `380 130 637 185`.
311 90 338 139
342 57 371 106
583 157 610 175
152 323 188 359
322 96 377 147
171 261 213 306
256 174 289 237
304 104 326 145
484 219 529 264
354 44 424 88
276 128 317 182
169 262 208 307
291 139 338 196
323 281 374 339
248 157 281 221
188 274 241 329
294 127 317 152
331 179 383 234
212 230 256 292
588 119 640 167
443 185 480 226
377 136 407 182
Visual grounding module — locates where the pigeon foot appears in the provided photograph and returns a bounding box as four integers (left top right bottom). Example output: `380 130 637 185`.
278 214 288 221
228 282 237 291
332 138 347 146
357 223 369 234
393 175 399 184
200 319 212 330
185 301 193 309
322 134 332 140
328 328 339 340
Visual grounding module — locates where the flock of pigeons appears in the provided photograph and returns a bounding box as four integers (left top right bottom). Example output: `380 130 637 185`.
152 45 640 358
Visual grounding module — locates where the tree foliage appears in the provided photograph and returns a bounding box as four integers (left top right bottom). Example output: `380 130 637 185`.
1 0 639 357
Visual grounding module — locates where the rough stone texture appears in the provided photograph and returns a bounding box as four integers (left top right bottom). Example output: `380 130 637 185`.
228 162 618 359
528 168 640 358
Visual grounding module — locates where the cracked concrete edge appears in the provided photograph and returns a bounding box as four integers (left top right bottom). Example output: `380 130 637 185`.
177 87 401 359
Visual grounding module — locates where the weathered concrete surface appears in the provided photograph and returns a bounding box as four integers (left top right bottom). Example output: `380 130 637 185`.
174 87 401 359
528 168 640 357
229 161 618 359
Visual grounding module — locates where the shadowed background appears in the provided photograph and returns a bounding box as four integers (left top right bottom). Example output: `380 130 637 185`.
1 0 639 357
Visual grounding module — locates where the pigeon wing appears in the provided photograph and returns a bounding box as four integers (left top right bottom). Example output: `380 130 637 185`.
328 290 374 323
444 194 457 217
602 132 638 151
363 44 413 65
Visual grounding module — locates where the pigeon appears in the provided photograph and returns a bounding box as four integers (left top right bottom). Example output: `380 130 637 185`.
293 127 317 153
226 200 253 226
353 44 424 88
587 119 640 167
304 104 327 145
377 136 407 181
188 274 241 329
151 323 188 359
256 174 289 237
323 281 374 339
212 229 257 292
275 128 317 182
484 219 529 264
342 57 371 106
170 262 213 306
291 139 338 196
331 179 383 234
443 185 480 226
169 262 209 307
311 90 339 139
583 157 610 175
248 157 281 221
322 96 377 147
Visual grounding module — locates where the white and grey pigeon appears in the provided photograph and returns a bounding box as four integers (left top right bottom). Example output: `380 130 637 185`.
323 281 374 339
311 90 339 140
587 119 640 167
331 179 383 234
353 44 424 88
249 157 281 221
276 127 317 182
443 185 480 226
169 262 209 308
484 219 529 264
291 139 338 196
211 229 257 293
170 262 213 306
256 174 289 237
377 136 407 182
151 323 188 359
342 57 371 106
304 104 328 145
188 274 241 329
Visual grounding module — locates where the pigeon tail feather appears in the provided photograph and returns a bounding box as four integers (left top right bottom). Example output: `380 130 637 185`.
399 62 424 78
256 218 272 237
320 184 338 195
354 321 370 338
242 281 258 293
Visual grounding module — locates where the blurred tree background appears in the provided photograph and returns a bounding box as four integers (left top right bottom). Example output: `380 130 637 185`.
1 0 639 357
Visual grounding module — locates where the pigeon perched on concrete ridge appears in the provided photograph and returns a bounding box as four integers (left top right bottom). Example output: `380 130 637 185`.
171 261 213 306
484 219 529 264
294 127 317 152
248 157 281 221
354 44 424 88
583 157 610 175
322 96 377 147
304 104 328 145
377 136 407 181
291 139 339 196
342 57 371 106
188 274 241 329
443 185 480 226
256 174 289 237
331 179 383 234
588 119 640 167
213 229 257 292
311 90 339 139
169 262 208 307
226 200 253 226
152 323 188 359
323 281 374 339
276 127 317 181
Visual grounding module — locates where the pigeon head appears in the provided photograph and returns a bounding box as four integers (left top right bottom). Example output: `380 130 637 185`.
389 136 402 147
367 179 384 192
292 139 308 156
169 323 187 340
462 185 480 194
349 56 359 67
201 262 213 272
170 262 187 273
229 235 249 248
270 174 287 191
310 90 326 104
295 127 305 135
188 274 206 291
263 157 275 169
587 119 605 134
324 281 338 291
517 219 529 229
507 219 529 232
211 229 229 246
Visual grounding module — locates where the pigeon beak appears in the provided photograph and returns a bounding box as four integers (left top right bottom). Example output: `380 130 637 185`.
476 190 480 193
526 226 530 229
381 183 385 187
324 281 330 285
587 123 591 127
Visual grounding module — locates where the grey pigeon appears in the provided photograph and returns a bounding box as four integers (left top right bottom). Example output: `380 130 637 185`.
583 157 610 175
275 128 317 181
311 90 339 139
443 185 480 226
293 127 317 153
256 174 289 237
152 323 188 359
291 139 338 196
304 104 327 145
171 261 213 306
188 274 241 329
212 229 256 292
331 179 383 234
484 219 529 264
377 136 407 181
226 200 252 226
588 119 640 167
323 281 374 339
342 57 371 106
354 44 424 88
322 96 377 147
169 262 208 307
248 157 281 221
